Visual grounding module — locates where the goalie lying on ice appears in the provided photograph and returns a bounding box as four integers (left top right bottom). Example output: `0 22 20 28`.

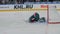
29 12 39 22
29 12 46 23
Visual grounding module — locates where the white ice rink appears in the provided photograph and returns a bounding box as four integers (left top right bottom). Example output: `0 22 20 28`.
0 11 60 34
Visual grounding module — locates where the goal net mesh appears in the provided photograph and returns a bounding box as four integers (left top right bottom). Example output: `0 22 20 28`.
48 5 60 24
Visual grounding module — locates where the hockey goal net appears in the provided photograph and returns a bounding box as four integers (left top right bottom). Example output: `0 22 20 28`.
48 5 60 24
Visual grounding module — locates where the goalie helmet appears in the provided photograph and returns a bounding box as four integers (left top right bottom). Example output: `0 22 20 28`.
34 12 38 16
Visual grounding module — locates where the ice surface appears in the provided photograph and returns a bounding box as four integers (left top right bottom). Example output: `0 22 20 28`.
0 11 47 34
0 10 60 34
48 24 60 34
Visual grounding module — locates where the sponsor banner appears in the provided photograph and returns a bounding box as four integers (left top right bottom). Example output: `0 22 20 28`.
14 4 33 9
26 4 33 8
0 5 14 10
0 4 60 10
33 4 48 9
41 4 48 9
14 4 24 9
